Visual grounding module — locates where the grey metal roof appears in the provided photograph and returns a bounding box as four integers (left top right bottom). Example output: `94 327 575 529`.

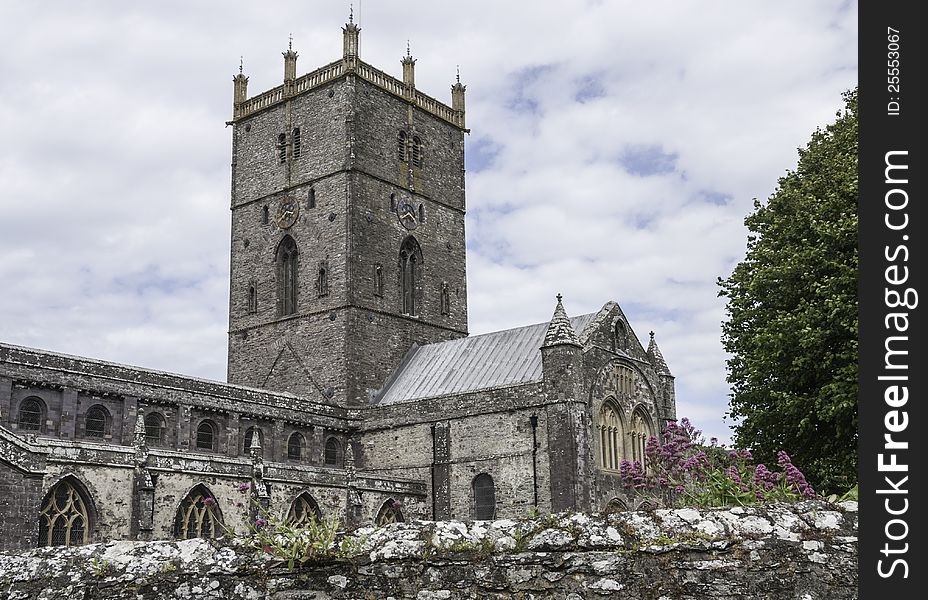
376 313 596 405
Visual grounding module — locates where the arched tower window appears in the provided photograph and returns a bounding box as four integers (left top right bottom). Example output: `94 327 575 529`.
418 203 425 223
287 432 304 460
17 396 45 432
630 407 654 470
598 400 624 470
317 261 329 297
440 282 450 315
397 131 407 162
292 127 301 159
38 478 94 547
399 236 423 316
308 187 316 209
144 411 166 446
614 320 628 351
277 133 287 164
84 405 109 439
472 474 496 520
287 492 321 526
411 136 422 168
247 281 258 314
276 235 299 316
324 437 341 467
262 205 269 225
174 485 223 539
243 426 264 456
376 499 404 526
196 420 217 452
373 264 384 297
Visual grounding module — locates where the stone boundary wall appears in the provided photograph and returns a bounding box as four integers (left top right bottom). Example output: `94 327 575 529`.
0 501 857 599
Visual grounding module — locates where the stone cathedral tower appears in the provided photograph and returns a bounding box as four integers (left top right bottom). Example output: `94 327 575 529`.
227 20 469 407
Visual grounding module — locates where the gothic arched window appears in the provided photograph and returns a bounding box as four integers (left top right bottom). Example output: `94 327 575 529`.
604 498 628 514
292 127 301 159
324 437 341 467
473 474 496 520
630 407 654 470
374 264 384 297
399 236 423 316
196 420 217 452
598 400 624 470
38 478 93 547
262 205 269 225
277 133 287 164
84 405 109 439
243 426 264 455
247 281 258 314
397 131 407 162
174 485 223 539
376 499 404 526
144 411 166 446
18 396 44 432
308 187 316 209
287 432 304 460
411 136 422 168
276 236 299 316
287 492 321 526
317 262 329 297
614 320 628 352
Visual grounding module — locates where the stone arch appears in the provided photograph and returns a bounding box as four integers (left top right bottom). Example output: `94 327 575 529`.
195 419 218 452
276 235 299 316
37 475 97 547
629 405 655 468
17 395 46 432
286 492 322 526
603 498 628 514
143 411 167 446
399 236 423 316
83 404 111 439
174 484 224 539
375 498 405 526
597 398 626 470
323 436 342 467
287 432 305 461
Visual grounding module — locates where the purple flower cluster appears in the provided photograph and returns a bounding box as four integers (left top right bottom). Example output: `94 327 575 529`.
615 417 818 508
255 517 268 529
777 451 816 498
237 482 251 494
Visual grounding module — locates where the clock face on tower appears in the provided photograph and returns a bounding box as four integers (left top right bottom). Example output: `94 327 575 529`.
275 196 300 229
396 197 418 230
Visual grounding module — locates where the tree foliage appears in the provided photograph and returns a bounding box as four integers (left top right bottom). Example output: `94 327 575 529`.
718 89 858 494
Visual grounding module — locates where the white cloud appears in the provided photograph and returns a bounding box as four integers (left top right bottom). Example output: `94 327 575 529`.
0 0 857 445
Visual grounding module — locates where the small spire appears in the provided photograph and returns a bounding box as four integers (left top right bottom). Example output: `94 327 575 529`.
456 65 460 84
647 331 672 375
543 294 581 348
239 56 243 74
289 33 293 51
250 430 262 453
349 2 354 24
407 40 411 57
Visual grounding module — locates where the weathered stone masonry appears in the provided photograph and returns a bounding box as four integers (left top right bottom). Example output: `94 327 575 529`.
0 502 858 599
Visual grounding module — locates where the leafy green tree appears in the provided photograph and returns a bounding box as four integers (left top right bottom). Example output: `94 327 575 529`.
718 89 858 494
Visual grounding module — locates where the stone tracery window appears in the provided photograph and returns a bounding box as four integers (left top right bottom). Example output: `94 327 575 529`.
18 396 44 431
399 236 422 316
324 437 341 466
196 420 217 451
598 400 624 470
629 407 654 470
144 411 166 446
397 131 407 162
38 478 92 547
376 499 404 526
287 492 321 526
174 485 223 539
287 432 304 460
276 235 299 316
472 473 496 520
84 405 109 438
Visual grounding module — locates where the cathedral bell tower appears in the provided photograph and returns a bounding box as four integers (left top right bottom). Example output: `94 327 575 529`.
226 20 468 407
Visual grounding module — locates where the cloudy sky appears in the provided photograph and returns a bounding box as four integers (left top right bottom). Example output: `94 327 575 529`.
0 1 856 444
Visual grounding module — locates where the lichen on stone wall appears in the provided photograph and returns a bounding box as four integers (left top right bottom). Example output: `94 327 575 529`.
0 501 857 599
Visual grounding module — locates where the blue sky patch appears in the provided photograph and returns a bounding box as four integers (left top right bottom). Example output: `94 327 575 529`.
619 144 678 176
